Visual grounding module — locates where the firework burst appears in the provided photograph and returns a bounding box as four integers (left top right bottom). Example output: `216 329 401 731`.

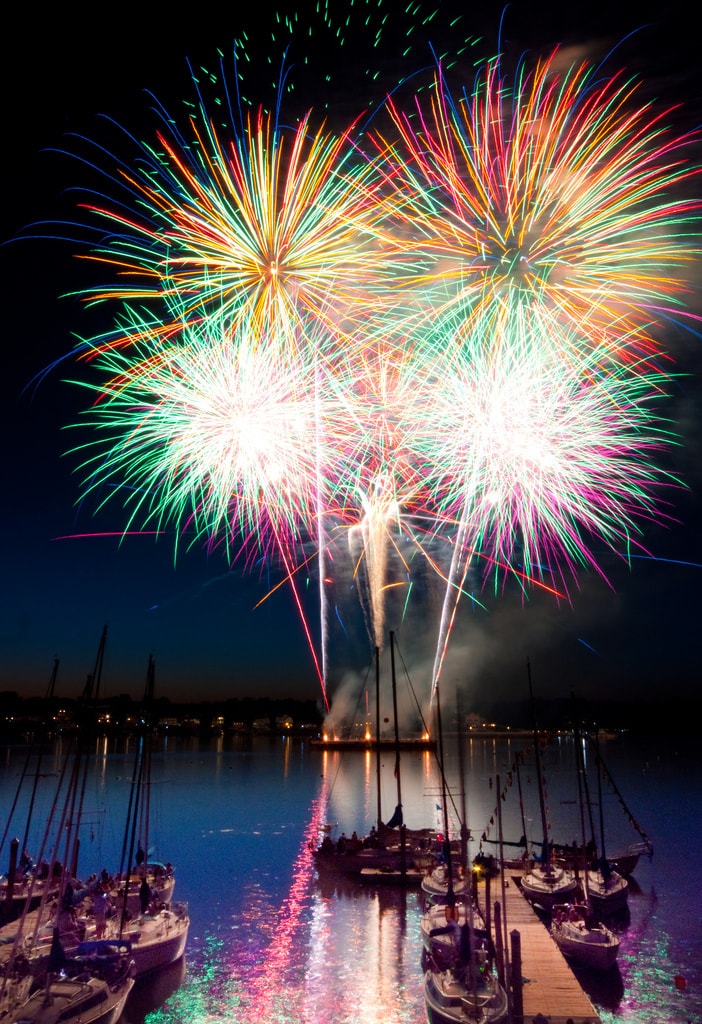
411 312 683 688
75 107 391 349
373 49 702 359
52 31 701 704
67 307 343 564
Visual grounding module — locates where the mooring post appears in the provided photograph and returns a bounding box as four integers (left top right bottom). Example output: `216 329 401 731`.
510 928 524 1023
484 871 491 935
494 899 505 986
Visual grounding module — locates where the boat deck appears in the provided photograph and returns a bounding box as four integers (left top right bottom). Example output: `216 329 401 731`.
476 872 602 1024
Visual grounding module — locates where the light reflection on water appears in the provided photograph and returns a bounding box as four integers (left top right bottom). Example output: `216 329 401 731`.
134 773 428 1024
1 734 700 1024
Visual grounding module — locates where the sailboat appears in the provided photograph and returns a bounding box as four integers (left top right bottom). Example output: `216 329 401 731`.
549 713 621 969
577 728 629 916
313 636 438 884
519 661 579 913
108 657 176 916
1 628 136 1023
3 660 188 986
422 682 509 1024
2 934 134 1024
550 902 620 971
3 975 133 1024
101 656 189 976
421 684 471 905
424 959 509 1024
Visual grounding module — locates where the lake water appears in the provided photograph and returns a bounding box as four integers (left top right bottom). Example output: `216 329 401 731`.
1 730 700 1024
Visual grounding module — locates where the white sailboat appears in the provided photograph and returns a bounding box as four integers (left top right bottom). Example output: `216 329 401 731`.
2 632 136 1023
550 903 620 971
422 683 509 1024
105 656 189 976
520 662 578 913
3 971 134 1024
573 710 629 917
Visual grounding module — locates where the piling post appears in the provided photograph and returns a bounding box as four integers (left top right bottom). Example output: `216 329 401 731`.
510 928 524 1024
484 872 491 934
494 899 505 987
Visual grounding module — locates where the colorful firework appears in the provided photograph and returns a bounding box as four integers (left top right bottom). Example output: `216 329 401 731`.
60 0 482 357
409 315 683 688
68 310 326 557
57 34 701 706
372 49 701 361
66 307 355 708
73 108 391 349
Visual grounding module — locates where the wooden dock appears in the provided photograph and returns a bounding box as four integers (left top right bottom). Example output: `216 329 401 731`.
476 871 602 1024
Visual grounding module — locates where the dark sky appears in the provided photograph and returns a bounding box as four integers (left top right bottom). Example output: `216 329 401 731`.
1 1 701 710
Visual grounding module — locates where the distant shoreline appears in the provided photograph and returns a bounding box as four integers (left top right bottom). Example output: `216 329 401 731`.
309 736 436 751
1 691 700 741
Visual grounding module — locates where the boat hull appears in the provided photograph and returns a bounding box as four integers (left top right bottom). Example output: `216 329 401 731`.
80 904 189 979
4 976 134 1024
116 907 189 978
314 838 436 879
586 870 629 915
551 903 620 971
552 927 619 971
310 737 436 751
424 969 509 1024
19 905 189 982
358 866 424 886
520 865 579 913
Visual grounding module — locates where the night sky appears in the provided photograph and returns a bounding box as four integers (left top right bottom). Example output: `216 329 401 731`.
2 0 701 710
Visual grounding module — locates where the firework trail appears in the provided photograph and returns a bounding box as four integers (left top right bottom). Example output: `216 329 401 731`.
329 331 443 652
373 49 701 362
415 313 682 691
346 473 404 651
66 306 354 708
54 30 701 712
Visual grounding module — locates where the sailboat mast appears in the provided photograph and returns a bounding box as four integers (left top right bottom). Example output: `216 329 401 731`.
389 632 402 812
435 682 454 897
573 717 591 903
588 734 653 854
576 717 598 858
515 753 529 853
140 655 155 863
19 659 60 866
375 646 382 830
455 691 469 872
527 659 550 863
68 625 108 881
389 631 406 875
594 730 608 867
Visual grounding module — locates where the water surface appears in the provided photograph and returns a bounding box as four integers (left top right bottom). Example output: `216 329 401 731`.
1 732 699 1024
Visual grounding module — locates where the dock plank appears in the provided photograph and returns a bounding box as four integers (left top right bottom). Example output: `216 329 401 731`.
476 872 602 1024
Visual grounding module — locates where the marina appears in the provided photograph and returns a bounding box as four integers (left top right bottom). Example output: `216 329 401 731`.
2 2 700 1021
0 731 699 1024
